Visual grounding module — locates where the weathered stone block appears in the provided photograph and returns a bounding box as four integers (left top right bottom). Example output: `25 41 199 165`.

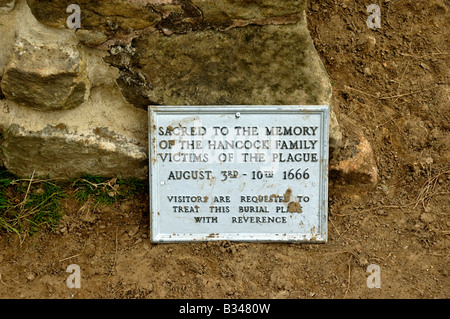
330 133 378 186
1 39 89 111
0 0 342 180
0 1 148 179
0 86 149 179
1 124 147 179
26 0 308 44
330 116 378 186
26 0 162 31
190 0 308 22
134 17 331 106
123 14 342 151
75 29 110 47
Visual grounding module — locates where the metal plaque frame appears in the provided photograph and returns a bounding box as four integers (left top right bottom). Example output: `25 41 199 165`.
149 105 329 243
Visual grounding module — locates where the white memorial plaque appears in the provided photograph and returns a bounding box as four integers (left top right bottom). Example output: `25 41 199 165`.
149 105 329 243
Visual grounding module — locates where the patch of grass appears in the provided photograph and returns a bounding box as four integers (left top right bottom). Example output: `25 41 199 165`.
0 169 14 208
0 169 65 242
0 170 18 237
117 177 147 199
0 169 146 243
22 181 65 235
71 173 146 205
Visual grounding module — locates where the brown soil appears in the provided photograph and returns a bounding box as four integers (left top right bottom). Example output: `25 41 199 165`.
0 0 448 299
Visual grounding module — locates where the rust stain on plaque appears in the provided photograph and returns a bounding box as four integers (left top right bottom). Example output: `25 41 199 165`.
282 188 292 202
287 201 302 213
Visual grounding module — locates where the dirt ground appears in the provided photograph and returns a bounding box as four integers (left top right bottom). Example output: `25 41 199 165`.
0 0 448 299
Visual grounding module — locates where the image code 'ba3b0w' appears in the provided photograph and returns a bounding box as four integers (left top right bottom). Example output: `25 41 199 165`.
149 105 329 243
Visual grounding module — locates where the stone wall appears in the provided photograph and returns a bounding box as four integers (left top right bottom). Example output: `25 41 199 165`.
0 0 342 179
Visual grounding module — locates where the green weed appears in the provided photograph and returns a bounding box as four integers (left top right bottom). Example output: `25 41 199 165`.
0 169 65 241
71 173 146 205
0 169 146 243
